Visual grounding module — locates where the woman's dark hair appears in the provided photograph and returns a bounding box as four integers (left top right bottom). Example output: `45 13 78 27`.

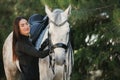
12 16 27 61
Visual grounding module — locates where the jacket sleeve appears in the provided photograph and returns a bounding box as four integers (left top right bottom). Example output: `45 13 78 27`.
16 41 50 58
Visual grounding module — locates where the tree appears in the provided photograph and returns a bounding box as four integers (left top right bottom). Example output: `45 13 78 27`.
69 0 120 80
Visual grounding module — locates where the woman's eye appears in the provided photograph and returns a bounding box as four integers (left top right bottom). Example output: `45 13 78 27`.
26 23 30 26
21 24 24 27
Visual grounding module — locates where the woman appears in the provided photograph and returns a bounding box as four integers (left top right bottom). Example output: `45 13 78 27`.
12 16 50 80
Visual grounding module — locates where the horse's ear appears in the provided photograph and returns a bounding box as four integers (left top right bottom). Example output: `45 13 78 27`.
45 5 52 18
64 5 71 16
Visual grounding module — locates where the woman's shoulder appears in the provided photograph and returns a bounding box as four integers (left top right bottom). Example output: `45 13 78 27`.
16 39 33 49
15 40 24 48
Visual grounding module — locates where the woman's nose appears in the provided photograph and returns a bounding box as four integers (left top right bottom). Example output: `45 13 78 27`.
25 24 29 28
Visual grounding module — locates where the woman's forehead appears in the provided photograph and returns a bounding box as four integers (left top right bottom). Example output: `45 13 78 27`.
19 19 27 25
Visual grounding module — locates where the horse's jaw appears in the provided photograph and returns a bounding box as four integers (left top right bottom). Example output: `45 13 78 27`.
54 48 66 66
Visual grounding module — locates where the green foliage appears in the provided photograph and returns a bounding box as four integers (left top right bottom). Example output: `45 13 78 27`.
0 28 7 79
13 0 45 17
71 0 120 80
40 0 70 9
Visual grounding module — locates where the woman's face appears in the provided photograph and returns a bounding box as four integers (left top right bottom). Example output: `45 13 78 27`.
19 19 30 36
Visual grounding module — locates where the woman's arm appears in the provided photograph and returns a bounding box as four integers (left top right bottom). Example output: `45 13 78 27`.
16 41 50 58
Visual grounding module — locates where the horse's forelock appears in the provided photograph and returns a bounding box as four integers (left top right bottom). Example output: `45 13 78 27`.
52 9 68 26
53 9 63 13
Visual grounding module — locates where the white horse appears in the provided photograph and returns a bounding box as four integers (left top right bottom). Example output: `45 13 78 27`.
2 5 74 80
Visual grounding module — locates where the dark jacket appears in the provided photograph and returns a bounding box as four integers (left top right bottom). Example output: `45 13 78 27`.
15 35 49 80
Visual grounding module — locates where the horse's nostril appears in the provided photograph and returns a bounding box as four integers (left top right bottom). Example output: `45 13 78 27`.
53 59 55 61
63 59 66 64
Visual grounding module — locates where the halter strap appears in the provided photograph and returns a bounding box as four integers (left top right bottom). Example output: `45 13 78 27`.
51 43 68 51
49 19 68 26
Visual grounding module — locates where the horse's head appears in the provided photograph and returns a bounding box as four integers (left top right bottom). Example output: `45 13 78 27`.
45 5 71 65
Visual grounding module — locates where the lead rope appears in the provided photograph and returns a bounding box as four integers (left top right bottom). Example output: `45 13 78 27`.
63 42 72 80
49 49 56 74
49 51 55 74
63 57 68 80
48 30 56 75
63 47 68 80
52 53 55 74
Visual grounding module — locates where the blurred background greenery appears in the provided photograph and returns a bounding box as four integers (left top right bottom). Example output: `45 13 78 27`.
0 0 120 80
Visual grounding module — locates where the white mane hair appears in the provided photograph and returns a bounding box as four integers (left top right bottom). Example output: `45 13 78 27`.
52 9 64 24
